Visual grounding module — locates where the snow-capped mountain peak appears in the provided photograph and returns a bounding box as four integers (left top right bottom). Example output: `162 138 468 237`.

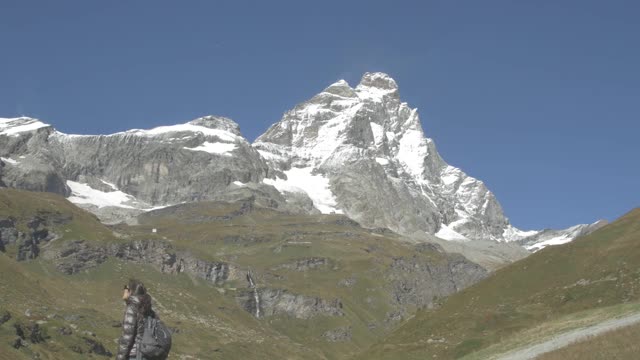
187 115 242 135
0 117 51 137
322 79 357 97
254 73 515 240
355 72 400 102
114 115 244 143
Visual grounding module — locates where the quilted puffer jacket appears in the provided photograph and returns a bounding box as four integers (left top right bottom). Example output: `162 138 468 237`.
116 294 152 360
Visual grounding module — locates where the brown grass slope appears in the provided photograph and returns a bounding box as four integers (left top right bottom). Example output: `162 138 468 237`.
356 208 640 359
0 189 324 359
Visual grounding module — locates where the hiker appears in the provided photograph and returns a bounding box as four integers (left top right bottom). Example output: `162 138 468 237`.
116 279 170 360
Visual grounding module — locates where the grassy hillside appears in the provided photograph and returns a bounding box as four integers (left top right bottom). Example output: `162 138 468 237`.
118 201 482 359
0 256 324 360
0 189 485 359
357 208 640 359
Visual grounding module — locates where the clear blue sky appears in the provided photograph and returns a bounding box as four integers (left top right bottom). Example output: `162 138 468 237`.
1 0 638 230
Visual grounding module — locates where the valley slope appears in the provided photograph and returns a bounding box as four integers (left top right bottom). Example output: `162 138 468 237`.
0 188 486 359
356 208 640 359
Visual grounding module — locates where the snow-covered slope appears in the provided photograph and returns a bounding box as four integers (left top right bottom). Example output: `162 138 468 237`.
518 220 609 251
0 117 51 136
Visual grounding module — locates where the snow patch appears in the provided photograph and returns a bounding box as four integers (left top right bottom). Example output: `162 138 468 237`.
385 131 397 142
67 181 139 209
184 141 237 155
397 130 428 178
356 86 396 101
263 167 342 214
119 124 240 142
503 225 540 242
1 157 18 165
370 122 384 146
232 181 246 187
448 217 470 229
375 157 389 166
0 117 49 136
313 104 362 164
435 224 470 242
67 180 170 212
100 179 118 191
441 166 461 186
257 149 285 160
526 234 572 251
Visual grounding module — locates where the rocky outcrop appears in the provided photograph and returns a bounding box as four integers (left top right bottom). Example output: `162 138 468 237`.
82 336 113 357
47 240 110 275
0 209 244 285
272 257 330 271
387 251 488 308
236 288 344 319
0 218 20 251
322 326 352 342
12 322 48 345
0 310 11 325
42 239 243 287
0 214 66 261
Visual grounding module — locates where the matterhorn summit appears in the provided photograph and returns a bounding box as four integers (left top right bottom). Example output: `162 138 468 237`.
254 73 511 241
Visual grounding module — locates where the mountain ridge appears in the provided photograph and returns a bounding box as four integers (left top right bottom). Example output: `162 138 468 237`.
0 73 603 251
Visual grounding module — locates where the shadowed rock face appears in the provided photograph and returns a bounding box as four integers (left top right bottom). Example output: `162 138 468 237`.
43 239 243 287
322 326 352 342
235 288 344 319
0 214 68 261
0 211 242 285
272 257 329 271
387 253 488 308
0 218 19 252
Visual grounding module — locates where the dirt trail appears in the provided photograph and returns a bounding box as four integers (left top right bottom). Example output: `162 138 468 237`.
494 311 640 360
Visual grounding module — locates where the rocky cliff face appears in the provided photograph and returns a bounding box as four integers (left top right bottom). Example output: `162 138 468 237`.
0 213 67 261
387 250 487 308
255 73 526 241
44 238 245 286
0 210 244 285
1 116 270 210
235 288 345 319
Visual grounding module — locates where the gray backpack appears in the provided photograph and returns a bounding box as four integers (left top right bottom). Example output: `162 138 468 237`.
138 315 172 360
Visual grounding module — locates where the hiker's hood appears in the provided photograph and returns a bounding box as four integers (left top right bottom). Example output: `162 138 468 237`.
127 294 152 313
